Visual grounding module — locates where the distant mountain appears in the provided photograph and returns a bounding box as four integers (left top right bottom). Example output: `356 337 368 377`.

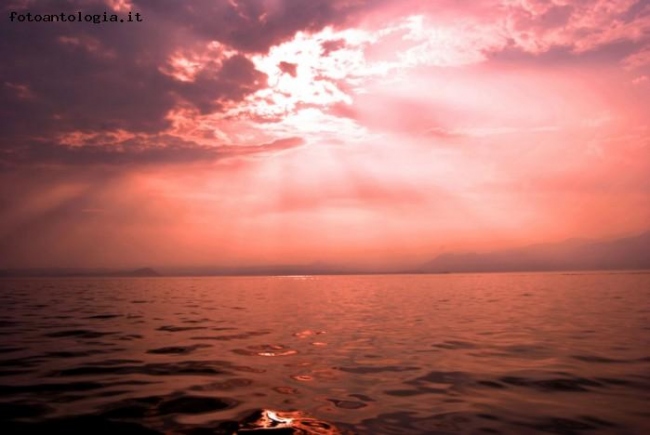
161 262 364 277
417 231 650 273
0 267 161 278
111 267 161 277
2 232 648 278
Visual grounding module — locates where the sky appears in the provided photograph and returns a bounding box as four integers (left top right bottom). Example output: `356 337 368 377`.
1 0 649 269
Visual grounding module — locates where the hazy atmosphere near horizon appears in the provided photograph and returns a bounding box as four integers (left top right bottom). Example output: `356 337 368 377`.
1 0 649 272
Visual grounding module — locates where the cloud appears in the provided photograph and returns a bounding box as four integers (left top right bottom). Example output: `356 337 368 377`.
2 134 304 167
0 0 390 180
278 61 298 77
3 0 646 158
503 0 649 55
623 48 650 70
0 0 380 164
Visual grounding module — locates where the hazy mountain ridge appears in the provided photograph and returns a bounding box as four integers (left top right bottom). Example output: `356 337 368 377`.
418 231 650 273
0 267 161 278
159 262 366 277
1 232 648 277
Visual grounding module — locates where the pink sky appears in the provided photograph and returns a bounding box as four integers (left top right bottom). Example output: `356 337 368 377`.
1 0 648 269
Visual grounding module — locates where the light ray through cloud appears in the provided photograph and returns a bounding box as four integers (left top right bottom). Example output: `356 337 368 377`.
1 0 648 269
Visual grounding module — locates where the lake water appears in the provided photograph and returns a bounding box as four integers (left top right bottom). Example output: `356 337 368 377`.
0 273 648 434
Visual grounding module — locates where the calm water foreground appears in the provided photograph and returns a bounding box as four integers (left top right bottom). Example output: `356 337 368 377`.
0 273 648 434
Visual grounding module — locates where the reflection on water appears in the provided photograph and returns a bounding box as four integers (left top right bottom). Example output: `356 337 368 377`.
0 273 648 434
237 409 342 434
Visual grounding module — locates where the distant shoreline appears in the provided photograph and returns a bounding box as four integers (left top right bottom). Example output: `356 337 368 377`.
2 231 648 278
1 268 649 279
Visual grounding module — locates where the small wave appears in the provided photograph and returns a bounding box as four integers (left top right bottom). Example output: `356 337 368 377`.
336 365 420 374
44 349 109 359
0 381 105 394
48 360 233 377
294 330 326 339
45 329 115 339
515 415 618 433
273 386 299 394
156 325 207 332
3 415 162 435
190 378 254 391
328 398 368 409
412 370 473 386
432 340 479 350
146 344 212 355
99 393 239 419
86 314 121 320
233 344 298 357
191 330 271 341
498 375 603 392
572 354 650 364
159 395 237 415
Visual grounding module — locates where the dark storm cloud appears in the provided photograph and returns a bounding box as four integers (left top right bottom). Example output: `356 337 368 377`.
135 0 384 53
2 135 305 167
0 0 380 166
173 54 266 114
2 0 178 137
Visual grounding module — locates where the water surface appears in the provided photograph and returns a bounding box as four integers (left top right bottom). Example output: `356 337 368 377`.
0 273 648 433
